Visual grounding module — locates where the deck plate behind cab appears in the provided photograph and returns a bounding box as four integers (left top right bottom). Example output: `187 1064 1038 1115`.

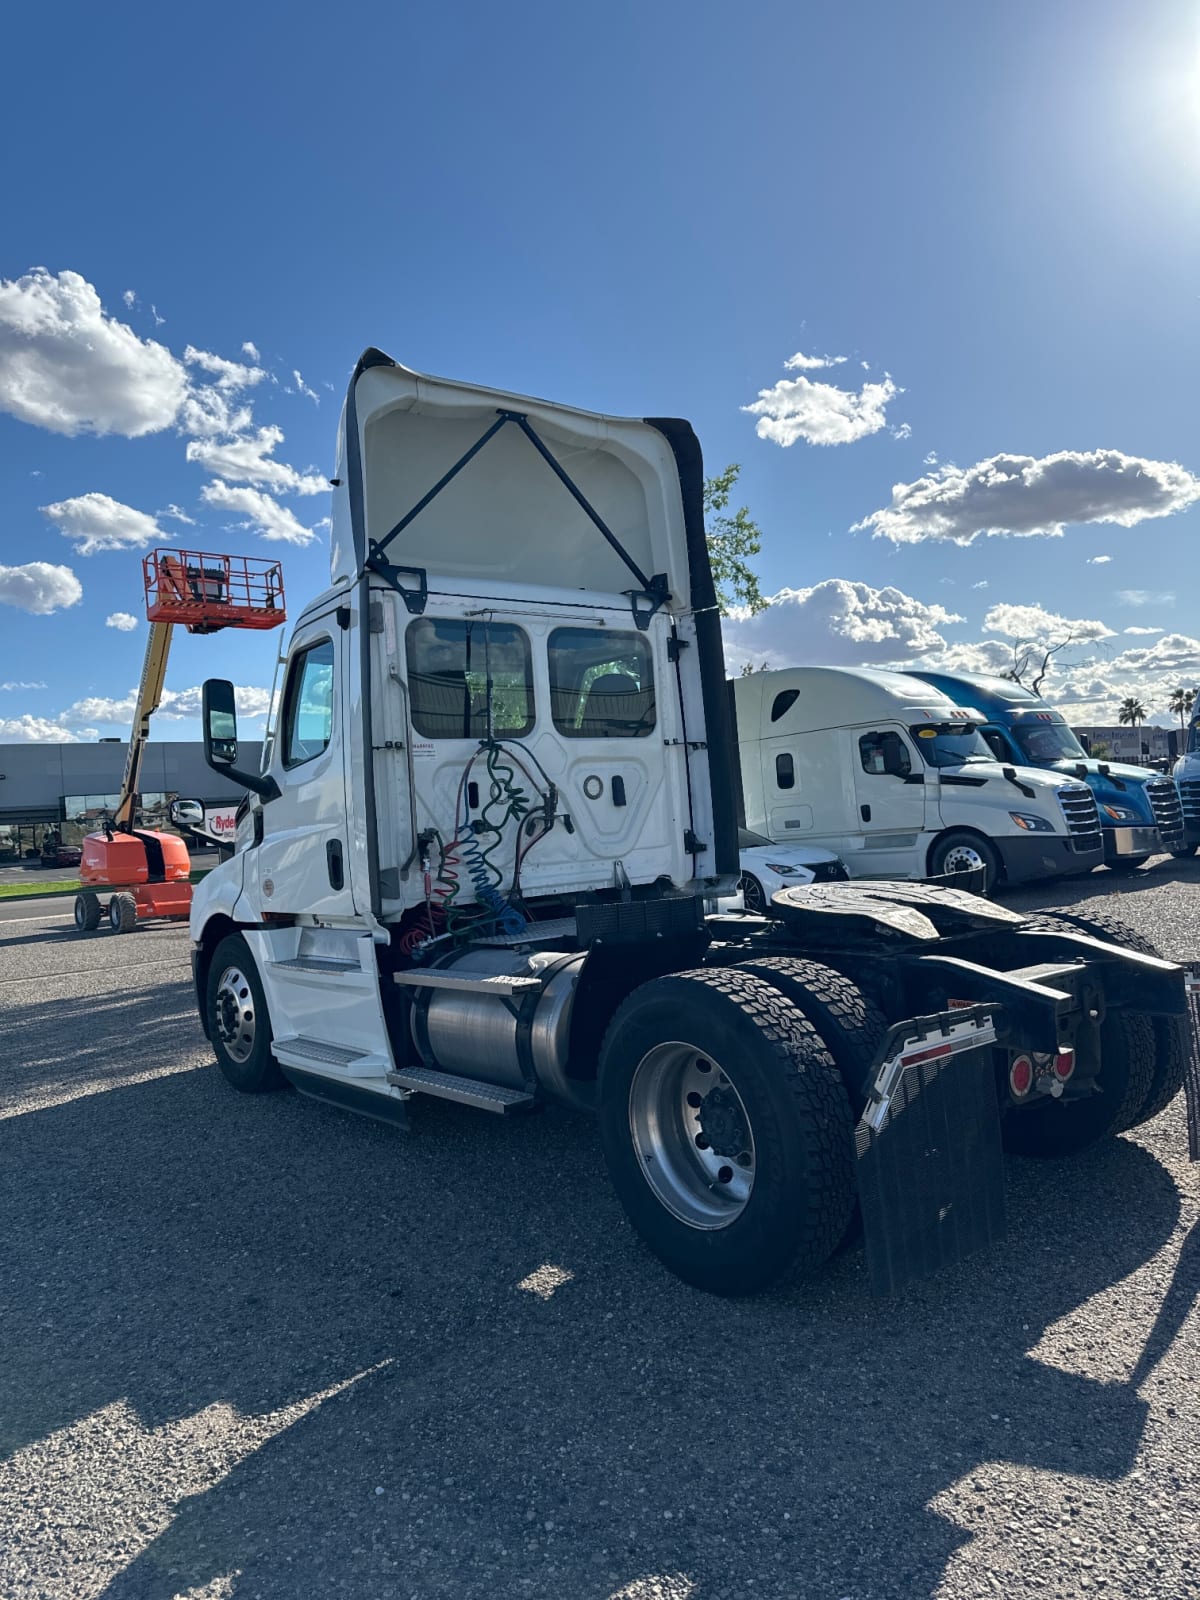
772 880 1027 944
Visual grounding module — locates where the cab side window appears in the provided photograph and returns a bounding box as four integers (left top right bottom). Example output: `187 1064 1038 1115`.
548 628 655 738
281 639 335 768
406 618 534 739
859 731 911 777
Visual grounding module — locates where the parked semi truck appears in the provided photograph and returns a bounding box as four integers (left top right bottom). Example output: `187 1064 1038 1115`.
732 666 1104 894
908 670 1187 871
185 350 1195 1296
1173 690 1200 857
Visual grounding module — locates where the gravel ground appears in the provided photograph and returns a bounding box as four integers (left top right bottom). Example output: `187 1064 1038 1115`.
2 859 1199 1600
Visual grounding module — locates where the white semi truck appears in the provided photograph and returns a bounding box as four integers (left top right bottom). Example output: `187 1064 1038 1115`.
732 666 1105 894
186 350 1196 1296
1173 691 1200 856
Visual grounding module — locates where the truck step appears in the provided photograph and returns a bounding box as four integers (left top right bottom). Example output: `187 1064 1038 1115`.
271 956 363 974
386 1066 535 1113
393 970 542 997
272 1036 382 1072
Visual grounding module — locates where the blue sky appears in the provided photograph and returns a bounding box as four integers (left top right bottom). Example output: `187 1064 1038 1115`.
2 0 1198 740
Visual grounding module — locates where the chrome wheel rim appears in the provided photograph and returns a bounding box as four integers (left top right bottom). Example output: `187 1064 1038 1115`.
215 965 257 1064
942 843 987 877
628 1043 756 1229
108 899 122 930
739 874 766 914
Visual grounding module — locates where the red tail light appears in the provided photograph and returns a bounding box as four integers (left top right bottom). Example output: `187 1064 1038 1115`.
1053 1048 1076 1081
1009 1055 1034 1097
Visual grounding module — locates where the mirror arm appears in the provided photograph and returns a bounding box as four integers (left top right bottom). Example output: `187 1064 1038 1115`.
201 750 280 802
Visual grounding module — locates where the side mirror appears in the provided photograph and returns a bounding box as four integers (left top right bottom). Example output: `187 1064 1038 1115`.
200 679 280 801
203 679 239 767
170 799 204 828
882 744 910 778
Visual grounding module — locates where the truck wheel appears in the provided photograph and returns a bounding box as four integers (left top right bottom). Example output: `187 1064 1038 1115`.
928 831 1000 895
1023 911 1185 1129
1170 844 1198 860
74 892 101 932
1107 856 1149 874
733 957 887 1111
597 969 855 1295
205 934 285 1093
108 892 137 934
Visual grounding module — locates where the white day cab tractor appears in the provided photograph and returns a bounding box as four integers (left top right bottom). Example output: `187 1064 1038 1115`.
73 550 286 934
186 351 1200 1297
731 667 1105 897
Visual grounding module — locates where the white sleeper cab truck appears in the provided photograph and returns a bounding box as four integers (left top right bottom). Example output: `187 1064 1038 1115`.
732 667 1105 895
187 350 1197 1297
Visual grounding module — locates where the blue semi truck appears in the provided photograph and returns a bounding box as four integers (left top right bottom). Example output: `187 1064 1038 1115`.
1172 689 1200 856
908 670 1186 872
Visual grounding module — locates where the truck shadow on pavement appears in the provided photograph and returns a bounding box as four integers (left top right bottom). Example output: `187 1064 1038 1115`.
1 982 1196 1600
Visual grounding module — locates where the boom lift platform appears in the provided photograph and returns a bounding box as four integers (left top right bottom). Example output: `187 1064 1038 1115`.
74 550 285 935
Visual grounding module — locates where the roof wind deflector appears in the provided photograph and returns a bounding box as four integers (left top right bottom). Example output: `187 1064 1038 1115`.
362 408 671 629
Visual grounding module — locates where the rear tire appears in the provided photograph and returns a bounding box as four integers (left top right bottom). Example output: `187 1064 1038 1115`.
597 969 855 1295
1022 910 1185 1129
928 830 1000 896
206 934 284 1093
74 892 101 932
733 957 887 1111
108 892 137 934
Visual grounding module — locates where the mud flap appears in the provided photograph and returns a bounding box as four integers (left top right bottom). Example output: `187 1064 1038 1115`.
855 1007 1005 1296
1185 967 1200 1162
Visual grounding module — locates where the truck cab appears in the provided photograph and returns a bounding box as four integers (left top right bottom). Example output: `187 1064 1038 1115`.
908 669 1186 871
732 666 1104 893
1172 691 1200 856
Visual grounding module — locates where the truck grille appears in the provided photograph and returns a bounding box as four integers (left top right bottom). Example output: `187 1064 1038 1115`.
1057 786 1102 854
1145 778 1184 850
1177 779 1200 832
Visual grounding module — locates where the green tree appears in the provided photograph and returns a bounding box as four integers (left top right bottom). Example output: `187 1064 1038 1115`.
1117 696 1147 727
704 464 768 616
1168 686 1196 732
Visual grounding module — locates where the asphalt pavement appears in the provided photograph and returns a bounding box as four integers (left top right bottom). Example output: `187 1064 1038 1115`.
2 860 1200 1600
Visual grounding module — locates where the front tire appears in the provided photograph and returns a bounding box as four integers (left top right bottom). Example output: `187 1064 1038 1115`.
738 873 768 915
74 892 101 932
597 969 855 1295
1107 856 1149 874
928 830 1000 895
1170 844 1199 860
205 934 284 1093
108 892 137 934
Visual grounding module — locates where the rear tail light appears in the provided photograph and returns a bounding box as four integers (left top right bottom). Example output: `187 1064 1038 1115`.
1009 1054 1034 1098
1053 1048 1075 1081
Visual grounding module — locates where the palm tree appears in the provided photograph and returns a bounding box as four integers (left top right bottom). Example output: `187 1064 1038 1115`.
1168 687 1197 733
1118 696 1147 728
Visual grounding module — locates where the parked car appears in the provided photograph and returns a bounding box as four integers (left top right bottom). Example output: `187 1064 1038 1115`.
723 826 849 914
41 841 82 870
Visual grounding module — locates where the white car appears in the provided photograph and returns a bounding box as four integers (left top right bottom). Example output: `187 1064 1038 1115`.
723 827 850 915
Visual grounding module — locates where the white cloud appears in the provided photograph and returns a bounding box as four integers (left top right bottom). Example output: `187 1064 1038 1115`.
743 359 900 447
855 449 1200 544
1087 554 1112 564
0 267 188 437
982 602 1115 644
909 639 1018 676
723 579 961 672
159 502 195 525
923 451 938 466
184 345 266 392
1117 589 1174 606
0 562 83 614
0 680 47 690
200 481 317 545
890 422 912 441
971 580 989 589
179 385 253 439
122 289 136 308
0 714 93 742
186 424 327 495
1124 625 1164 635
64 684 272 726
781 350 848 371
292 369 319 403
42 492 165 555
241 341 261 362
105 612 139 631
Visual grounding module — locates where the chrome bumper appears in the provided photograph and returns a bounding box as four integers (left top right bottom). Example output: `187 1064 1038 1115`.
1104 825 1160 860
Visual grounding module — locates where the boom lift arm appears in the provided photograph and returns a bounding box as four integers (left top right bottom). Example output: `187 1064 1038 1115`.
112 620 174 832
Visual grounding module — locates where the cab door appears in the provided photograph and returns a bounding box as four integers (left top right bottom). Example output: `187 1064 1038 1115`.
254 609 356 918
850 726 928 876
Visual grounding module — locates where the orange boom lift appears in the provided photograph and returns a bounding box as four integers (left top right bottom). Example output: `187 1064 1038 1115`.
74 550 286 934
